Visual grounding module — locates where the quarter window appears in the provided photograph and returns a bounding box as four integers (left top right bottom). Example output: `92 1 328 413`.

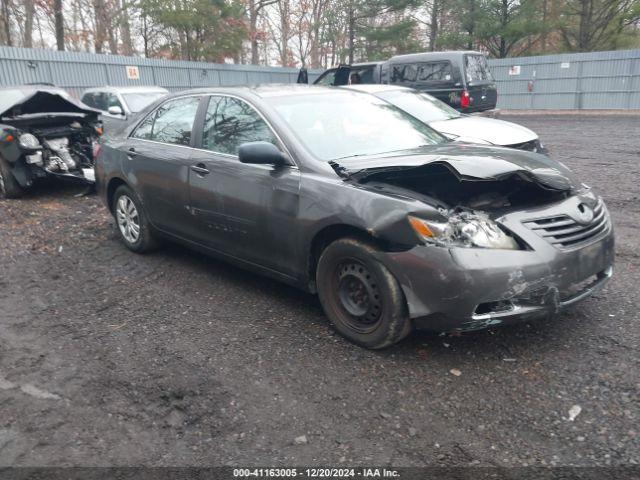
131 96 200 146
417 62 453 83
202 96 277 156
392 64 417 83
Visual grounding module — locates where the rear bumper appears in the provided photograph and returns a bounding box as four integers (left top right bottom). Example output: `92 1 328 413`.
376 213 614 332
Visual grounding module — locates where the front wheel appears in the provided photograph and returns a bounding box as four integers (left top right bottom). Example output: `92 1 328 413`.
316 237 411 349
112 185 158 253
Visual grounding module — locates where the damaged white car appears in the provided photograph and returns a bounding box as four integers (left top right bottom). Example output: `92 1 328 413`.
0 86 103 198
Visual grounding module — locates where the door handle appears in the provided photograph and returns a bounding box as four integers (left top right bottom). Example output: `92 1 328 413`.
191 163 210 176
126 147 139 160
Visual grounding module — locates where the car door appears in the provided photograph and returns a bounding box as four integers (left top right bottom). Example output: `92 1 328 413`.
123 95 202 237
188 95 302 276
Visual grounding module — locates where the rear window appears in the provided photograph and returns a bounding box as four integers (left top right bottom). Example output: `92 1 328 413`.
122 92 167 113
465 55 493 82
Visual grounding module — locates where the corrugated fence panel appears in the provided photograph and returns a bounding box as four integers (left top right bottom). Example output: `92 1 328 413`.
489 49 640 109
1 46 638 109
0 46 323 99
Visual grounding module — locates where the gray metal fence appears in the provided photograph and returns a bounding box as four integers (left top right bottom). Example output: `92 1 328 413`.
0 46 322 99
1 45 639 110
488 49 640 110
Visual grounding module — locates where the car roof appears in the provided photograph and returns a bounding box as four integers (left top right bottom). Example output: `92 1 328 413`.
387 50 485 64
83 86 169 94
341 84 412 94
167 84 340 99
323 62 384 71
351 62 385 67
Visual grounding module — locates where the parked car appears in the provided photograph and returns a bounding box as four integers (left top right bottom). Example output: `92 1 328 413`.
0 85 103 198
344 84 546 153
311 51 498 113
81 86 169 122
95 86 614 349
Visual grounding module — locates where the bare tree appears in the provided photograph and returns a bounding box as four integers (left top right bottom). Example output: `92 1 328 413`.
1 0 14 46
93 0 107 52
247 0 278 64
54 0 65 50
24 0 35 47
119 0 134 55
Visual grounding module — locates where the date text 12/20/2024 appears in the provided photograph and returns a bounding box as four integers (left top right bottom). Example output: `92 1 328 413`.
233 468 400 478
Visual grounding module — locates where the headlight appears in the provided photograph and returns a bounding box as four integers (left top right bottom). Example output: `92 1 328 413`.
18 133 41 150
408 212 520 250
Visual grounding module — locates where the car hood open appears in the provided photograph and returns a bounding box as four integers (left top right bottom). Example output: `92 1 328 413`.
330 143 578 191
0 90 99 121
429 116 537 146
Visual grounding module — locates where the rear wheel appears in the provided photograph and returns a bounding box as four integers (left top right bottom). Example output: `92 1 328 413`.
112 185 158 253
0 155 24 199
316 237 411 349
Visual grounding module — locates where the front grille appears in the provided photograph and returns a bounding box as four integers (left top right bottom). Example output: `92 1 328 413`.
522 199 610 250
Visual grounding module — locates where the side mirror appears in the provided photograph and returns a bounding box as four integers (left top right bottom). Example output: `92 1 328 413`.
238 141 288 166
108 106 124 116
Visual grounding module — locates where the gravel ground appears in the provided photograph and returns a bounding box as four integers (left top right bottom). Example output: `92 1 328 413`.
0 115 638 467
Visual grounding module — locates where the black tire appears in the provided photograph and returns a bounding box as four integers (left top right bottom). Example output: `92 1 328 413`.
316 237 411 349
0 155 24 199
112 185 158 253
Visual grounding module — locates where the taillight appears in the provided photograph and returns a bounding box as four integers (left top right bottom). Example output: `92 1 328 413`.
461 90 470 109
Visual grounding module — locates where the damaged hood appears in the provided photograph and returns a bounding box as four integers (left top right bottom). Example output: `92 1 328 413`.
332 143 578 191
0 90 99 121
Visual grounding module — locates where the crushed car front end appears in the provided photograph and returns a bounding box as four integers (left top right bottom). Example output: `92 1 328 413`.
333 143 615 333
0 90 102 197
377 193 614 332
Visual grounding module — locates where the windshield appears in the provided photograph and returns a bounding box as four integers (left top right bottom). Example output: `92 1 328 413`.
376 89 461 123
465 55 493 82
122 92 166 113
266 91 446 161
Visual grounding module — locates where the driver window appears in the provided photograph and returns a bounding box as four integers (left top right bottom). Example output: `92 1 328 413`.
105 93 124 111
202 96 278 156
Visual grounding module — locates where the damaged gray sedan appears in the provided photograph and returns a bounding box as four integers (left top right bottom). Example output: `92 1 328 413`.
95 86 614 349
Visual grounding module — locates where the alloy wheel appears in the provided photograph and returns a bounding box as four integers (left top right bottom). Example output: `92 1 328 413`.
116 195 140 244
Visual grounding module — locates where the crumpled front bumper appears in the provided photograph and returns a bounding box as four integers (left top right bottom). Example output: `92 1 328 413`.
375 204 615 332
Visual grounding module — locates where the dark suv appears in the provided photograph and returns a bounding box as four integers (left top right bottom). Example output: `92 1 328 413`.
312 51 497 113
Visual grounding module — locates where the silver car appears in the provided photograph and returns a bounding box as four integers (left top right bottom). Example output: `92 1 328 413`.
81 86 169 120
345 84 546 154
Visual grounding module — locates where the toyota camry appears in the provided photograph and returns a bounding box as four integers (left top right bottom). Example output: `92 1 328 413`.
95 85 614 349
